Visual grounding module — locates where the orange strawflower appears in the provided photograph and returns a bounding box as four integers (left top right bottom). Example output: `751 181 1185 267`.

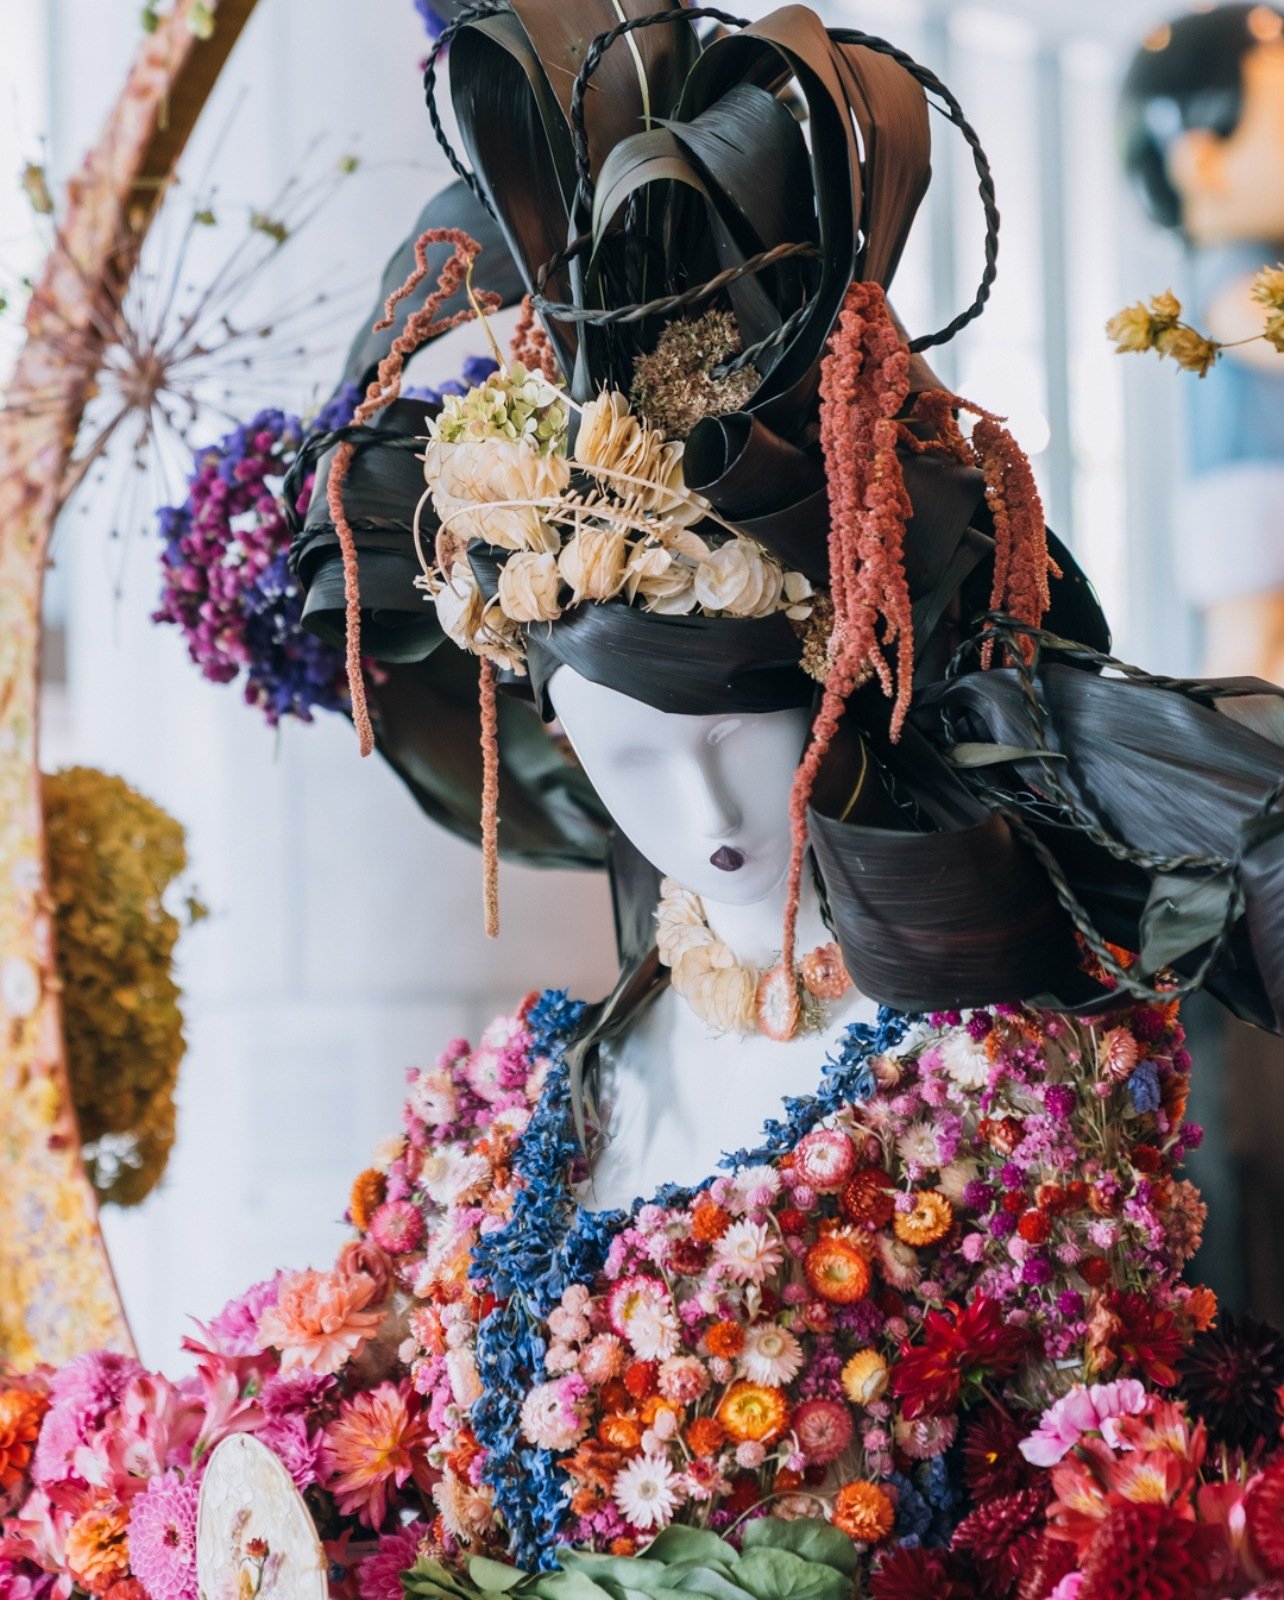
804 1237 872 1304
716 1382 789 1445
686 1416 726 1457
833 1480 895 1543
893 1191 953 1247
65 1503 131 1596
640 1396 681 1429
841 1350 890 1405
598 1415 643 1452
0 1389 48 1493
610 1538 639 1558
705 1320 746 1360
692 1196 732 1243
841 1170 896 1227
624 1361 656 1400
349 1168 388 1232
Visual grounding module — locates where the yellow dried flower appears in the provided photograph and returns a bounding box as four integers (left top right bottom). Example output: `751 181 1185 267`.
1148 288 1183 326
43 767 200 1206
1105 302 1156 354
1252 263 1284 311
1265 310 1284 353
1155 323 1219 377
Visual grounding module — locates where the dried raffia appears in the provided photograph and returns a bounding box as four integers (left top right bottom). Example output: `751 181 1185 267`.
326 228 501 755
781 282 913 977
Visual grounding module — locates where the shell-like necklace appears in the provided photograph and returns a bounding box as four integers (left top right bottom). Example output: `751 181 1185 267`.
655 877 853 1040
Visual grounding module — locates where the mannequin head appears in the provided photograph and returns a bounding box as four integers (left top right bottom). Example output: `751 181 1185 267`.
548 665 810 908
1121 5 1284 242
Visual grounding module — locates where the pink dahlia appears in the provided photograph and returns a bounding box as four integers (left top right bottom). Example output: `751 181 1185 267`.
127 1473 200 1600
257 1267 385 1375
33 1352 145 1484
192 1274 288 1356
319 1382 431 1529
791 1399 853 1466
356 1522 431 1600
258 1412 321 1492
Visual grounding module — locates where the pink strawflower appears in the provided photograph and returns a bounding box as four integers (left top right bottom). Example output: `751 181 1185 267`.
519 1378 591 1452
792 1399 853 1466
257 1268 386 1375
319 1382 431 1529
712 1221 783 1286
368 1201 425 1256
793 1130 857 1193
127 1473 200 1600
580 1336 625 1387
657 1357 710 1405
1019 1379 1149 1467
356 1522 431 1600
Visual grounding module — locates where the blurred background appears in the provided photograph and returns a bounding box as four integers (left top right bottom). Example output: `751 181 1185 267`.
0 0 1252 1362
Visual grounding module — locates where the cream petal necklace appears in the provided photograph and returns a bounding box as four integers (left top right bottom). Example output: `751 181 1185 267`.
655 877 852 1040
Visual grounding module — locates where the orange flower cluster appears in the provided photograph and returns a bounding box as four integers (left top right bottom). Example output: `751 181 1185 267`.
0 1388 47 1494
64 1503 130 1596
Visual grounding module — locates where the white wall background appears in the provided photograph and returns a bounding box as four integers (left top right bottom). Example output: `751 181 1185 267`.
2 0 1200 1365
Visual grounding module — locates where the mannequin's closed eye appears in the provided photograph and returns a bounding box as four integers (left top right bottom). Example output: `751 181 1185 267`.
706 718 745 748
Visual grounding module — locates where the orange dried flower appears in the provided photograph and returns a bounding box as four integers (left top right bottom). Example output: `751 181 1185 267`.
686 1416 727 1457
640 1397 681 1429
774 1468 804 1492
609 1538 639 1558
804 1236 872 1304
509 294 560 382
1185 1286 1218 1333
705 1320 746 1360
692 1196 732 1243
65 1503 131 1596
0 1389 48 1493
717 1382 789 1445
893 1191 954 1247
598 1415 642 1453
349 1168 387 1233
624 1361 656 1401
800 943 851 1001
832 1480 895 1543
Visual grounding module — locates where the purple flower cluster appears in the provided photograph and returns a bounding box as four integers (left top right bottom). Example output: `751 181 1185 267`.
153 383 360 726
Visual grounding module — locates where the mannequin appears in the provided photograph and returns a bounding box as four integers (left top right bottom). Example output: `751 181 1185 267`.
1121 4 1284 683
548 665 876 1210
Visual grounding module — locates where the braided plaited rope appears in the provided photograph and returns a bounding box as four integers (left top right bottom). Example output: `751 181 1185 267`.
422 0 508 213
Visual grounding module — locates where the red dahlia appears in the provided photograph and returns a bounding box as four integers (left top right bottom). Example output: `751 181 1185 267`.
1107 1291 1186 1387
894 1297 1030 1420
1078 1501 1215 1600
1178 1311 1284 1453
1015 1535 1078 1600
870 1546 976 1600
962 1407 1034 1500
950 1484 1050 1597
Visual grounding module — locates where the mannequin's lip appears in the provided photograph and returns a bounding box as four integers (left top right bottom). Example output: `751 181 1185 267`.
709 845 746 872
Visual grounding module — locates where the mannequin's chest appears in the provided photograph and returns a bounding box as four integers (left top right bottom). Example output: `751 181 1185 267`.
579 986 878 1213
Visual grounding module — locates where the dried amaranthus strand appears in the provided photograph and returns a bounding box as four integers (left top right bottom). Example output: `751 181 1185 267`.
781 281 913 976
509 293 560 383
327 228 502 755
479 656 501 940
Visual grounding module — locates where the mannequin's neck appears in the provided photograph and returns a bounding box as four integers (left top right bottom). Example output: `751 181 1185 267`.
700 859 830 968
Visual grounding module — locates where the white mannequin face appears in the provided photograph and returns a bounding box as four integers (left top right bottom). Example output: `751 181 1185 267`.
548 665 810 906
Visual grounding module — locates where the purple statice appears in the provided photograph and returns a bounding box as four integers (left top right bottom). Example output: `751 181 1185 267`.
153 385 360 725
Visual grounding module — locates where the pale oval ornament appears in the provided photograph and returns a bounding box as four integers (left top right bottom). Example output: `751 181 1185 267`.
195 1434 328 1600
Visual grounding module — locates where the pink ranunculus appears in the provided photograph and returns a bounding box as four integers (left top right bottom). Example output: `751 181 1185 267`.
257 1268 386 1376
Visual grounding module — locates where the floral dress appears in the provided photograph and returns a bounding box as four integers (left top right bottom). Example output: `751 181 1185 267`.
346 988 1209 1577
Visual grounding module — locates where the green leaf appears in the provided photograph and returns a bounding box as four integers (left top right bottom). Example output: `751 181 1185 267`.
657 1566 752 1600
729 1550 852 1600
526 1568 617 1600
404 1558 487 1600
740 1521 859 1578
1139 868 1240 972
468 1559 532 1594
639 1530 738 1569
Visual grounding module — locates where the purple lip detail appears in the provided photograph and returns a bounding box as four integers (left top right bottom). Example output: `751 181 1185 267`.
710 846 745 872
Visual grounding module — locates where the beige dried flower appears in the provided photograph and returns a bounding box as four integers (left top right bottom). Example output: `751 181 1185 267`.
656 878 710 966
425 437 568 551
1148 288 1183 326
631 309 760 439
626 530 709 614
558 527 629 603
1252 263 1284 310
693 539 784 617
573 391 706 527
672 943 757 1032
1105 302 1155 354
1155 323 1218 377
1265 310 1284 353
434 565 486 652
497 550 562 623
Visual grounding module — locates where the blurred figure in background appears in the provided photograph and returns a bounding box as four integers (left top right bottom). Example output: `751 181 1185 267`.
1121 2 1284 1321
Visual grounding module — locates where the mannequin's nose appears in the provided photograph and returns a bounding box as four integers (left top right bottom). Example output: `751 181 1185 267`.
684 764 742 840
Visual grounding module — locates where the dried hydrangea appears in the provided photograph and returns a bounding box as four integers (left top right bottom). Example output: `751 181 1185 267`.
631 310 759 439
430 361 568 456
